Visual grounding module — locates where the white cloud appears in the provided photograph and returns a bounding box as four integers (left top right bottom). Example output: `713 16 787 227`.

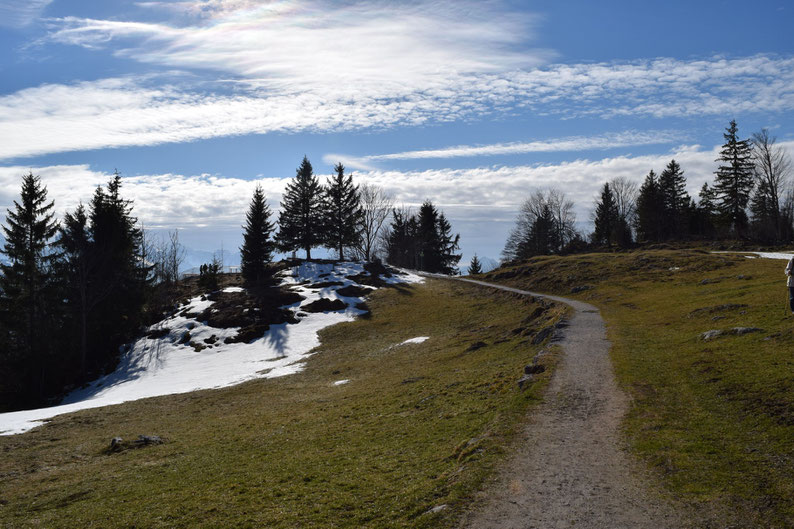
45 1 546 98
324 130 686 169
2 141 792 260
0 0 53 28
3 53 794 161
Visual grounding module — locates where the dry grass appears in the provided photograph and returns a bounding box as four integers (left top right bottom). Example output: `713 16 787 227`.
0 278 564 529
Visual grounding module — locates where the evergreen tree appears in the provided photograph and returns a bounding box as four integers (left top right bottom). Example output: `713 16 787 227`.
240 185 276 286
0 172 59 405
436 212 461 275
56 204 93 376
468 254 483 275
417 201 442 272
323 163 363 260
693 182 718 238
385 208 412 269
635 170 663 242
658 159 690 239
714 120 754 237
384 202 460 274
87 172 149 372
277 156 324 259
592 183 622 246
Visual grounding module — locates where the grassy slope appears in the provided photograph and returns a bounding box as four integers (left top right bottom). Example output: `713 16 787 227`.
485 250 794 526
0 279 564 529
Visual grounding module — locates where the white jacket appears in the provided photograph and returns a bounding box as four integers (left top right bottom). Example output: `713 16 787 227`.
787 256 794 287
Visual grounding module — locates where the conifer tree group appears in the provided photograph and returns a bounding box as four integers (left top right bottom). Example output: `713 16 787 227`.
0 172 150 410
384 201 461 274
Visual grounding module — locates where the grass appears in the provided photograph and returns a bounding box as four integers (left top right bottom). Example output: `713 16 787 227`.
0 278 565 529
485 249 794 526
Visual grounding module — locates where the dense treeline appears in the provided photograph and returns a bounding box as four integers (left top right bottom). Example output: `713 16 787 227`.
0 173 151 411
383 201 461 275
0 157 461 411
503 120 794 260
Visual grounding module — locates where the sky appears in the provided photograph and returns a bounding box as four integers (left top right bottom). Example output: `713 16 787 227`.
0 0 793 269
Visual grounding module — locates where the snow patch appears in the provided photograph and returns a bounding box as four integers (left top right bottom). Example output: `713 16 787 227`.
400 336 429 345
0 261 412 436
333 379 350 386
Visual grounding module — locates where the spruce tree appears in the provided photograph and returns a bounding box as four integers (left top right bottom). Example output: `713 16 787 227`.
468 254 483 275
277 156 324 259
714 120 754 237
593 183 619 246
240 185 276 286
57 204 93 376
417 201 441 272
694 182 718 238
635 170 661 242
658 159 690 239
323 163 363 260
436 212 461 275
87 172 149 372
0 172 59 404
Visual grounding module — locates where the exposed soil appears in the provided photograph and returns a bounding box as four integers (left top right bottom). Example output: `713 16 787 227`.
455 278 685 529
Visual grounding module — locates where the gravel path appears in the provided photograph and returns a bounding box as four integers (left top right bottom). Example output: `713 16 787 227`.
454 278 683 529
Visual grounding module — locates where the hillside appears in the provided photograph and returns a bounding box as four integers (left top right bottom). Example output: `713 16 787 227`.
481 249 794 526
0 269 565 528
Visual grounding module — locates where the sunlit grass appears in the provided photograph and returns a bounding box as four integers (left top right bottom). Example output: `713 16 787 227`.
0 279 564 529
487 250 794 526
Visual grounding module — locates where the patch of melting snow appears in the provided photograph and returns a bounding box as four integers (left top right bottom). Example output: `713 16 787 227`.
713 251 793 260
400 336 430 345
0 262 419 436
333 379 350 386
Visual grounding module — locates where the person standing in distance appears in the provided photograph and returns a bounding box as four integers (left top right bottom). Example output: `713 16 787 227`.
787 254 794 314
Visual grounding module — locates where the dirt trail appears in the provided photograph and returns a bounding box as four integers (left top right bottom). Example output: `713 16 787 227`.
454 278 682 529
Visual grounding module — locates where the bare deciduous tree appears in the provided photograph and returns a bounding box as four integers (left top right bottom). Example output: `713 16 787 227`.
751 129 792 241
609 176 639 226
502 188 577 262
353 183 393 262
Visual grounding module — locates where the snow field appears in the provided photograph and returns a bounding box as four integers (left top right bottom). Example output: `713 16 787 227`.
0 262 422 436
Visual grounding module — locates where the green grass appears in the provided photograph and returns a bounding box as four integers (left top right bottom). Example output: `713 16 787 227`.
486 249 794 526
0 279 564 529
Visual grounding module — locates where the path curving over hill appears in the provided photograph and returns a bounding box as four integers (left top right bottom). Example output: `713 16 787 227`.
452 278 683 529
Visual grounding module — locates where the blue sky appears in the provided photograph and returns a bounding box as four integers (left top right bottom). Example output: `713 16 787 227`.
0 0 793 268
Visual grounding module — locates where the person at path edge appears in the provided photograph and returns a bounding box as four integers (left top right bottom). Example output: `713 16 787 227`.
787 255 794 313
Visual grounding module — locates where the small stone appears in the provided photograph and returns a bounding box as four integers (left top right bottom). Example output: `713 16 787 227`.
531 326 554 345
524 364 545 375
700 330 723 341
732 327 762 336
517 374 534 389
425 504 448 515
110 437 123 450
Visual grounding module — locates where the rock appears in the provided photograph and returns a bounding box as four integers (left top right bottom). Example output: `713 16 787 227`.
425 504 448 515
700 330 724 341
531 326 554 345
517 374 535 389
301 298 347 313
570 285 592 294
701 327 763 341
110 437 123 450
466 341 487 352
699 278 719 285
524 364 545 375
732 327 762 336
136 435 163 445
336 285 372 298
711 316 726 321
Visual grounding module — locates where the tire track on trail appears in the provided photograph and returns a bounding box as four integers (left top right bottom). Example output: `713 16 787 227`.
439 277 683 528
